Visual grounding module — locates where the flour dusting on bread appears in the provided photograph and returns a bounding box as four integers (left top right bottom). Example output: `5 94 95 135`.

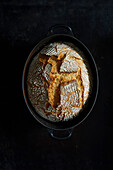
27 42 91 121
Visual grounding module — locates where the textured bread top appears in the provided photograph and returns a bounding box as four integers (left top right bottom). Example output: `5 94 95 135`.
27 42 91 121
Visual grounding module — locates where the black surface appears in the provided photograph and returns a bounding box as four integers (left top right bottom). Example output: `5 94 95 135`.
0 0 113 169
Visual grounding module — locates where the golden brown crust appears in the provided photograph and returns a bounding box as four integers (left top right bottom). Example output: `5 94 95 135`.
38 53 49 68
38 50 85 113
48 74 61 108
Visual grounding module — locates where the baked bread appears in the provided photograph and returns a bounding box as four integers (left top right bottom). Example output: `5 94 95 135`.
27 42 91 121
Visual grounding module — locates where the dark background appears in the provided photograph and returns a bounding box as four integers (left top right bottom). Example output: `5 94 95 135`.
0 0 113 169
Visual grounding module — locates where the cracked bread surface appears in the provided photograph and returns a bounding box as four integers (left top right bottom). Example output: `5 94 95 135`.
27 42 91 121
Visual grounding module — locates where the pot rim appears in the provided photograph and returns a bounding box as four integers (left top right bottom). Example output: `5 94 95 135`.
22 33 99 130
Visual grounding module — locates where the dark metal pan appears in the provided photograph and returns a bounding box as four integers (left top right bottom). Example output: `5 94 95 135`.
22 25 99 130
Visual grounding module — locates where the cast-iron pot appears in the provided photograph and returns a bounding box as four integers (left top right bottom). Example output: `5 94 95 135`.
22 25 99 130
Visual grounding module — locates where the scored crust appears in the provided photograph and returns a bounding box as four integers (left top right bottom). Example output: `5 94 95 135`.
39 49 84 110
27 42 90 121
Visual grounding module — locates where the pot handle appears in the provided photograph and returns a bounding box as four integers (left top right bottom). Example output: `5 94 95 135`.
48 128 73 140
47 24 74 36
